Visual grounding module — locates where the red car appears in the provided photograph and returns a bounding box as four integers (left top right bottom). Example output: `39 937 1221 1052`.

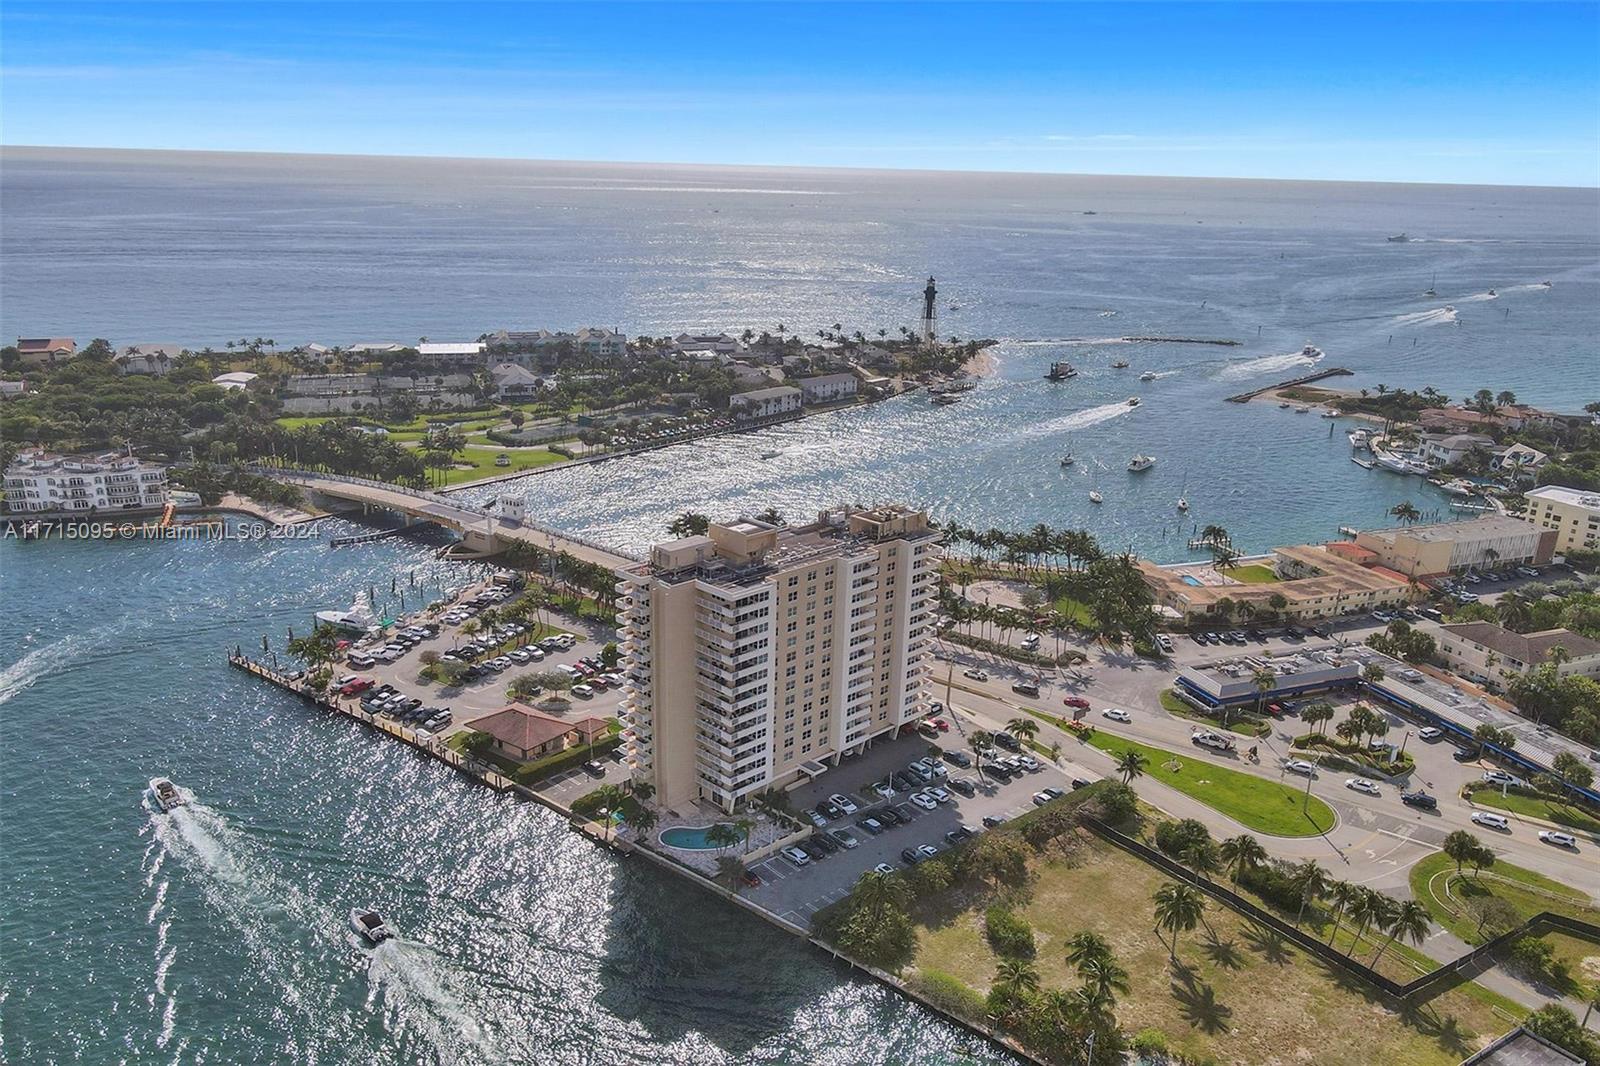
741 871 762 888
929 718 951 732
340 678 375 696
1063 696 1090 710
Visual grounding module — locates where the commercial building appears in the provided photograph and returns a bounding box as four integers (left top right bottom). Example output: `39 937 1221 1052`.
796 372 859 405
3 451 169 514
614 505 941 812
729 385 802 420
1436 622 1600 686
1139 544 1413 624
1353 516 1556 578
1176 646 1361 709
15 337 75 367
1522 485 1600 555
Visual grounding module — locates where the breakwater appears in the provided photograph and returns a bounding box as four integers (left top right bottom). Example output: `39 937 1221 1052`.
1225 365 1354 403
1122 336 1242 346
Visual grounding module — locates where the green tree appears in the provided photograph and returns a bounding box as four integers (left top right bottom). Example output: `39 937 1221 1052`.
1289 860 1331 927
1219 834 1267 883
667 511 710 537
1115 749 1148 785
1152 882 1205 962
1369 899 1431 968
1442 830 1482 875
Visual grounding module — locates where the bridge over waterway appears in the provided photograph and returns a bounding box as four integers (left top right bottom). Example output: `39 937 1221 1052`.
252 467 639 568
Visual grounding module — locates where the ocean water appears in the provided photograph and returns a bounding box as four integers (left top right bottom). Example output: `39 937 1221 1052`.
1 148 1597 1062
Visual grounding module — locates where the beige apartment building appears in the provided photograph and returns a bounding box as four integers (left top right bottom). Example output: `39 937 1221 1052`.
615 506 941 812
1139 543 1413 625
1353 515 1555 578
1436 622 1600 689
1522 486 1600 555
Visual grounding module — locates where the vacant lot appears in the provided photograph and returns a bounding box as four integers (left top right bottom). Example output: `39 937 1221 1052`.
1082 732 1337 836
908 829 1518 1065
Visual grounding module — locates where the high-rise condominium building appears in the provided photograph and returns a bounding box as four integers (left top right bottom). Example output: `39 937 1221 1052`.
614 506 941 812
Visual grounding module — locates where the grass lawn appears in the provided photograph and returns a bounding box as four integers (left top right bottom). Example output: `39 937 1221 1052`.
1468 789 1600 835
427 445 566 486
1083 732 1336 836
908 830 1516 1066
1159 689 1271 738
1051 594 1094 627
1224 564 1280 584
1409 852 1596 946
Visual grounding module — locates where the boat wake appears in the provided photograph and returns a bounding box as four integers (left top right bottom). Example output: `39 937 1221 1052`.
1391 306 1458 327
0 634 86 707
1213 349 1322 381
365 939 501 1061
1020 400 1139 439
1457 291 1498 303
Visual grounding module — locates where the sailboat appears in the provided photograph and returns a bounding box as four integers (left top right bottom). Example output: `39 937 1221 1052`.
1176 473 1189 512
1424 273 1437 298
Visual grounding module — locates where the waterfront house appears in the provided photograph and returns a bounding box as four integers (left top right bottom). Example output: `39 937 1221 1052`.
1436 622 1600 687
1418 407 1502 433
489 362 552 400
345 342 406 356
1420 432 1495 468
673 332 742 355
729 385 802 420
114 344 184 376
485 328 628 363
0 380 28 399
796 372 859 405
212 371 258 391
1491 443 1548 480
469 704 609 762
15 337 75 367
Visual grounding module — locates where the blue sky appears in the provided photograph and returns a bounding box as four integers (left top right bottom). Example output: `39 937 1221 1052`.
3 2 1597 186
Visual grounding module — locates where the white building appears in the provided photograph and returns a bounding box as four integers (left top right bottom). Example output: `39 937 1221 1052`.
1421 432 1495 468
484 328 628 361
673 332 742 355
1523 485 1600 555
212 371 258 391
489 362 552 400
4 451 169 514
796 372 859 405
1436 622 1600 687
614 506 941 812
1492 443 1549 479
417 342 486 365
729 385 801 420
115 344 184 376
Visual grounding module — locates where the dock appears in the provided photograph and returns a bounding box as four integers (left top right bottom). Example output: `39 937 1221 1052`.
1225 366 1353 403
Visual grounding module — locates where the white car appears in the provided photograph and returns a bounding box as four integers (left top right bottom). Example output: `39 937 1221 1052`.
1285 760 1317 777
827 793 859 815
1471 811 1510 831
915 844 940 860
1016 755 1040 772
1418 727 1443 741
928 786 951 804
872 862 895 876
870 781 896 800
1345 778 1380 796
1482 770 1518 786
829 829 860 849
571 684 595 698
1101 708 1132 723
781 846 812 866
963 668 989 682
909 792 938 811
1538 830 1578 849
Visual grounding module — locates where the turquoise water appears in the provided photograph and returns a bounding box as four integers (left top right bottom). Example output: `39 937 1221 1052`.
1181 575 1205 587
2 150 1595 1062
659 825 733 850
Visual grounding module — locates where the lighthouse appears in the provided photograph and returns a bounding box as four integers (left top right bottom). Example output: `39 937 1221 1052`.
920 276 937 347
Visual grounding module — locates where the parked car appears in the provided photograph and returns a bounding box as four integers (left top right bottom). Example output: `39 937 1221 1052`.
1453 746 1482 763
780 846 812 866
808 834 838 855
741 871 762 888
1032 787 1065 806
571 684 596 698
1191 730 1235 752
948 777 977 797
1418 727 1443 741
869 781 896 800
1071 778 1092 790
943 750 972 768
1285 760 1317 777
982 815 1005 828
872 862 895 876
993 732 1021 752
1482 769 1519 787
828 829 860 849
856 817 885 836
828 793 858 814
909 792 938 811
1011 680 1041 697
900 847 924 866
892 802 918 823
1470 811 1510 831
1538 830 1578 849
928 786 951 804
805 810 828 828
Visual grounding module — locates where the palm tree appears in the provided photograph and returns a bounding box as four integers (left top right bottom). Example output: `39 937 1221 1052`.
1301 701 1335 736
1370 900 1431 968
1289 860 1331 927
1389 501 1421 526
1252 667 1276 719
1007 716 1039 746
1115 749 1148 785
994 957 1041 1001
1064 931 1114 972
1325 880 1360 944
1219 834 1267 883
1077 957 1131 1011
969 730 994 780
1183 840 1223 883
1153 882 1205 962
1349 890 1398 956
705 823 741 852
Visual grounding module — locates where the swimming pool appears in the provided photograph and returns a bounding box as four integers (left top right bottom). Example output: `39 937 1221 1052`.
658 824 733 850
1181 575 1204 587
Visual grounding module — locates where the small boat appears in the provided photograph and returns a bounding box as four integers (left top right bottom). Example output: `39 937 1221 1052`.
1338 526 1360 537
1542 280 1553 288
1320 409 1340 419
148 778 186 813
1351 457 1375 470
1444 305 1455 313
1128 454 1155 472
1044 361 1079 381
1110 359 1129 369
1487 288 1497 297
1176 497 1189 512
1300 344 1324 360
1387 233 1410 242
1059 454 1075 467
350 908 394 945
1089 490 1104 504
1279 402 1293 409
1126 396 1141 407
1138 370 1157 382
759 450 781 460
932 393 960 406
1294 405 1311 414
1348 429 1370 449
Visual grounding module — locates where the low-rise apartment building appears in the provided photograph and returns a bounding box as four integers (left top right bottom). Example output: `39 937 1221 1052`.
15 337 75 367
1353 515 1555 578
1522 485 1600 555
796 372 859 405
1139 544 1413 624
4 451 169 514
729 385 802 420
614 506 941 812
1436 622 1600 687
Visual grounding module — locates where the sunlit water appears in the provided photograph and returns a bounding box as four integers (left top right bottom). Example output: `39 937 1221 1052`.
1 150 1596 1061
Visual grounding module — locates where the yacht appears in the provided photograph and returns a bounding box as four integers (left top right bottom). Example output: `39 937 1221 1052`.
932 393 960 406
1088 490 1104 504
1126 396 1141 407
1110 359 1129 369
1320 409 1340 419
315 593 377 635
1059 454 1075 467
1128 454 1156 472
1138 370 1157 382
1387 233 1410 242
1300 344 1324 360
1374 452 1431 476
350 908 394 946
1348 429 1370 449
1044 361 1079 381
148 778 186 813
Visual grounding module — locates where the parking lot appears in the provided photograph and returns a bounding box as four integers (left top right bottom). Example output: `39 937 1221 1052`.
330 580 626 742
742 728 1091 927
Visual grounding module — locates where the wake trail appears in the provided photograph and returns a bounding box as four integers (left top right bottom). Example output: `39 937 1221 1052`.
365 939 502 1062
1018 401 1139 440
1212 349 1323 382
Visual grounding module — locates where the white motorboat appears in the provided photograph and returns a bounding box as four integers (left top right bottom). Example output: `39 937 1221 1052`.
1126 396 1141 407
1293 405 1311 414
1320 409 1340 419
1374 452 1431 476
1279 401 1293 408
1110 359 1129 369
316 592 377 635
1387 233 1410 242
1176 497 1189 512
1088 490 1104 504
148 778 186 813
1542 280 1553 288
350 908 393 945
1128 454 1155 473
1300 344 1324 360
1138 370 1157 382
1348 429 1370 449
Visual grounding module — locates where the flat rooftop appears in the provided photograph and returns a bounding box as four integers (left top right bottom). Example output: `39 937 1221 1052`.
1357 515 1539 544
